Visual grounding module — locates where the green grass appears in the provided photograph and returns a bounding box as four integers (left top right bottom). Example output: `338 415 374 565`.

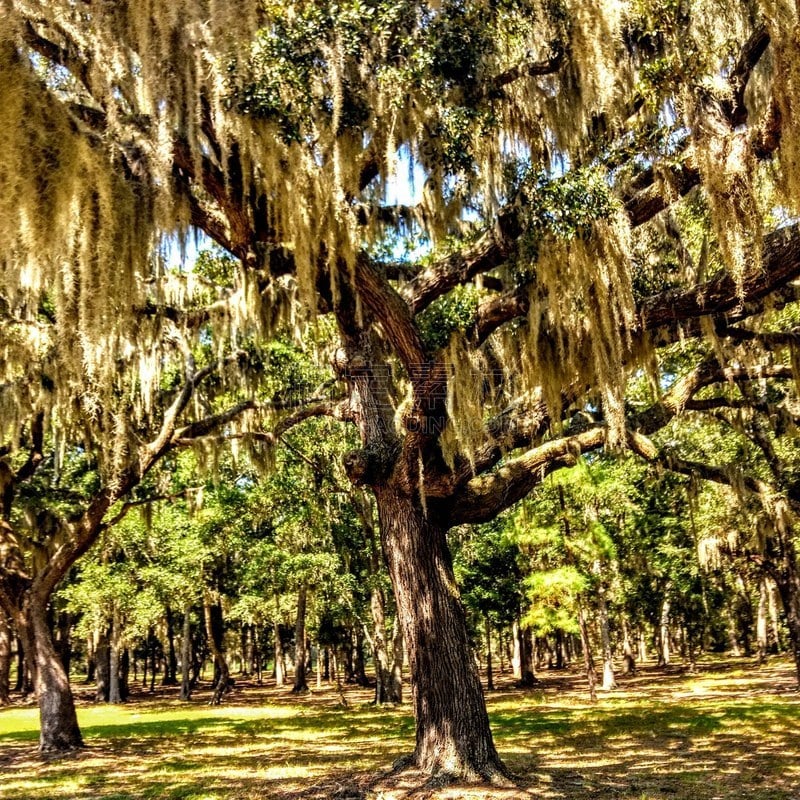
1 658 799 799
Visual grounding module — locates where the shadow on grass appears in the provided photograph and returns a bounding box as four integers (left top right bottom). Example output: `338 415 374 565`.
2 659 799 799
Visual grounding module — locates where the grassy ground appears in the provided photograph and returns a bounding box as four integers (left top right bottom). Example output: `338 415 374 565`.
1 658 798 800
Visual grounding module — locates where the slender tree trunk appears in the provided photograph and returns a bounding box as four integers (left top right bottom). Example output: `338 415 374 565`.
95 627 110 701
274 616 286 687
621 617 636 675
16 599 83 752
370 585 393 703
513 618 536 687
596 585 616 691
0 611 11 704
388 617 403 704
292 583 309 693
577 603 597 703
354 626 369 686
180 605 192 700
108 609 122 704
484 616 494 691
203 599 230 705
119 649 130 701
164 607 178 685
757 578 769 665
725 604 741 657
375 485 505 780
660 597 672 666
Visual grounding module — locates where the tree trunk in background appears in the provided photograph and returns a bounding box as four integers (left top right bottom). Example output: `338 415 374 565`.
596 589 616 690
376 485 505 780
660 597 672 666
769 581 782 653
0 612 11 703
555 630 565 669
274 616 286 687
180 605 192 700
16 599 83 752
204 599 230 705
621 618 636 675
388 618 404 704
725 604 741 657
370 584 392 703
55 611 72 677
512 618 536 687
95 627 110 701
292 583 309 693
577 604 597 703
354 626 369 686
119 649 130 700
757 578 768 664
85 635 95 683
164 607 178 685
484 616 494 691
108 610 122 703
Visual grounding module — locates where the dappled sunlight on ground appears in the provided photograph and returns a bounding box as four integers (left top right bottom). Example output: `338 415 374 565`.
1 657 799 799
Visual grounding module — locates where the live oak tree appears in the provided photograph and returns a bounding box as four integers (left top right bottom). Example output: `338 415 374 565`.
4 0 800 780
0 296 257 750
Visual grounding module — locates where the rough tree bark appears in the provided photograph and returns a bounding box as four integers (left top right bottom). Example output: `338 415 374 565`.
108 609 122 703
204 598 230 705
376 485 505 780
14 598 83 751
180 605 192 700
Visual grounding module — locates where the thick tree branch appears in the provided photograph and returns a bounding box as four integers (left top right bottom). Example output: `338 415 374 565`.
447 427 606 525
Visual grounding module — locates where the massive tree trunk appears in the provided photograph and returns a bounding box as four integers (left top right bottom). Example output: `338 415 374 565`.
16 599 83 752
375 485 505 781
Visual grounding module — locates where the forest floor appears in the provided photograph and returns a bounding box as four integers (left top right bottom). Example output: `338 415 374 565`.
0 657 799 800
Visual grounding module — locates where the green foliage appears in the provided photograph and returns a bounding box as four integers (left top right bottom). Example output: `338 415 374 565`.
417 284 480 350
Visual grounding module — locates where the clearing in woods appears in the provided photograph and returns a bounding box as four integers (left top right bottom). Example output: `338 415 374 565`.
0 658 798 800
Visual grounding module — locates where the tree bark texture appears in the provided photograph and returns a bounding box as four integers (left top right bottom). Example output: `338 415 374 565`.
204 599 230 705
95 627 110 701
376 485 505 780
108 609 122 703
180 605 192 700
15 599 83 751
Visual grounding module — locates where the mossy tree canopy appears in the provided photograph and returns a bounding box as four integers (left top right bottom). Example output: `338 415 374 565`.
1 0 799 517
